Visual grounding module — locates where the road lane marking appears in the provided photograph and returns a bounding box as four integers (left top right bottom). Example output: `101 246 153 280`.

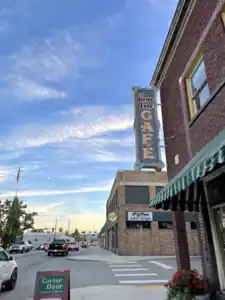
114 273 158 277
112 268 148 272
118 279 169 284
111 260 128 262
108 264 140 267
138 285 165 288
149 261 173 269
107 261 135 264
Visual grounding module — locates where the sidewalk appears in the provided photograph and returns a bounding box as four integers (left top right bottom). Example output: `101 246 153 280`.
67 246 200 262
28 285 167 300
69 285 167 300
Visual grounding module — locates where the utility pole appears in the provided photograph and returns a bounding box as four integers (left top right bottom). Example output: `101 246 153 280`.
68 220 70 235
53 219 57 239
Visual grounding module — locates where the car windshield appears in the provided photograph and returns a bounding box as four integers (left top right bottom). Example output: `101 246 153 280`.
14 241 24 245
52 240 65 244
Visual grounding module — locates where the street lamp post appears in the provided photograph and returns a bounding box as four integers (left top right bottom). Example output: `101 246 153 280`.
53 219 57 239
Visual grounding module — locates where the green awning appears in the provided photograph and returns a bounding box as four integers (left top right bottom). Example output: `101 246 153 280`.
149 129 225 207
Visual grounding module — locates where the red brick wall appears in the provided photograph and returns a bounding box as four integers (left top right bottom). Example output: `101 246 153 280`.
189 14 225 155
118 217 199 256
117 201 199 256
160 0 218 179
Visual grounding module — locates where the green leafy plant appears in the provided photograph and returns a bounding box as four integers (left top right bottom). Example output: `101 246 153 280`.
0 197 37 249
165 269 208 300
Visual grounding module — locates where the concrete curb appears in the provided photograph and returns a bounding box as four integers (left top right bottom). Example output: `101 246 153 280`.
28 285 167 300
67 255 200 262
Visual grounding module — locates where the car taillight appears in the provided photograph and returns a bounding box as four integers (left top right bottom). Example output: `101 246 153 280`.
61 244 65 249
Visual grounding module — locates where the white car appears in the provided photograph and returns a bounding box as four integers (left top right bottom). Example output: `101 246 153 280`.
0 247 17 291
9 241 30 254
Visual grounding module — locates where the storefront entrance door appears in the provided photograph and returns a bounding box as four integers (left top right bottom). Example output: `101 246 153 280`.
212 205 225 289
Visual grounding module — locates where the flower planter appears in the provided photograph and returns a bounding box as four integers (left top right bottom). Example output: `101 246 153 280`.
195 294 210 300
169 293 210 300
165 269 209 300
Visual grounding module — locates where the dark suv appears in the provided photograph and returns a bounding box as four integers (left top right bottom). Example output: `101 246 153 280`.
47 239 69 256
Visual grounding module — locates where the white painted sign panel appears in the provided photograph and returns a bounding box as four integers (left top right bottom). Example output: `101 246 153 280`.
128 212 153 221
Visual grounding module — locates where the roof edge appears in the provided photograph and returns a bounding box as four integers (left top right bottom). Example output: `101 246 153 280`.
150 0 187 87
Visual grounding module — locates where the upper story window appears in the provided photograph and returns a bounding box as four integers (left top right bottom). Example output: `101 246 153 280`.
221 4 225 26
186 56 210 118
125 185 149 205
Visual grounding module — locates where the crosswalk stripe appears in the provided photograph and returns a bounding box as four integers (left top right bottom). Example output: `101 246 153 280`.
106 261 136 264
108 264 140 268
149 261 173 270
118 279 168 284
112 268 148 272
114 273 158 277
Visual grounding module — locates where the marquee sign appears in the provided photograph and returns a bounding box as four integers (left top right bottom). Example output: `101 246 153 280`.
128 212 153 221
132 87 164 171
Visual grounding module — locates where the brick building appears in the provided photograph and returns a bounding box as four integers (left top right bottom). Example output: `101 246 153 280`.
105 170 199 256
149 0 225 297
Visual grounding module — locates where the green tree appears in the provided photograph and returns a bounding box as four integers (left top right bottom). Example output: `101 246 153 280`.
0 196 37 249
72 228 81 241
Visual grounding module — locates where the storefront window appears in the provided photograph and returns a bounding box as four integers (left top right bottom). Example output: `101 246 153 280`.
158 221 173 229
126 221 151 229
213 205 225 269
190 222 197 230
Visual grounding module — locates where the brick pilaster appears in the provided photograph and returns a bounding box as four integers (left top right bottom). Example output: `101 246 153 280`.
172 211 190 270
198 190 220 297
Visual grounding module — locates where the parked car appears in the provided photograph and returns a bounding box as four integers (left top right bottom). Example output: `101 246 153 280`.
0 247 18 291
9 241 30 254
42 243 50 252
36 244 42 250
68 242 79 251
81 242 87 248
27 240 33 250
47 239 69 256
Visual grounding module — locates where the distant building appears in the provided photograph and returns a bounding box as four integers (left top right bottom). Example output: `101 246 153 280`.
23 232 74 247
105 170 199 256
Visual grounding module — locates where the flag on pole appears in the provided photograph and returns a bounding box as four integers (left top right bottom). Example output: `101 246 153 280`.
16 168 20 184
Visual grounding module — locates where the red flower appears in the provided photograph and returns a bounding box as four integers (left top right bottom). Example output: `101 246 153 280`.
204 282 208 289
196 284 203 289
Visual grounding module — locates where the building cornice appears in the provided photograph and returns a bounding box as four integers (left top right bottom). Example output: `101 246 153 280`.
150 0 193 88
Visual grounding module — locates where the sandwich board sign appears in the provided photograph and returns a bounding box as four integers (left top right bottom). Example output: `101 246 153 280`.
34 270 70 300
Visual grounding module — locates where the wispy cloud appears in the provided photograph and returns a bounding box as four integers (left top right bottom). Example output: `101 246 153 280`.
0 182 111 198
0 105 133 150
6 23 108 101
0 167 8 183
0 150 24 161
26 201 65 213
0 9 14 16
91 150 133 163
9 76 66 101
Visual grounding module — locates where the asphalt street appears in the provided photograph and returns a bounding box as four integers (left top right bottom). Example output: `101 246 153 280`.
0 247 202 300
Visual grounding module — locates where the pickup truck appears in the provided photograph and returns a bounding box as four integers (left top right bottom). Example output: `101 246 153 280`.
47 239 69 256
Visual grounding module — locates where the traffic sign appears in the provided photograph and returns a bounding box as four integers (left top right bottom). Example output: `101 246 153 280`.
34 270 70 300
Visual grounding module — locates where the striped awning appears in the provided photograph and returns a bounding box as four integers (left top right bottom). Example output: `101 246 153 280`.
149 129 225 207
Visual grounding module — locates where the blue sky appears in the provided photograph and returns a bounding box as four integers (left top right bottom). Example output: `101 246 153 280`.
0 0 177 231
